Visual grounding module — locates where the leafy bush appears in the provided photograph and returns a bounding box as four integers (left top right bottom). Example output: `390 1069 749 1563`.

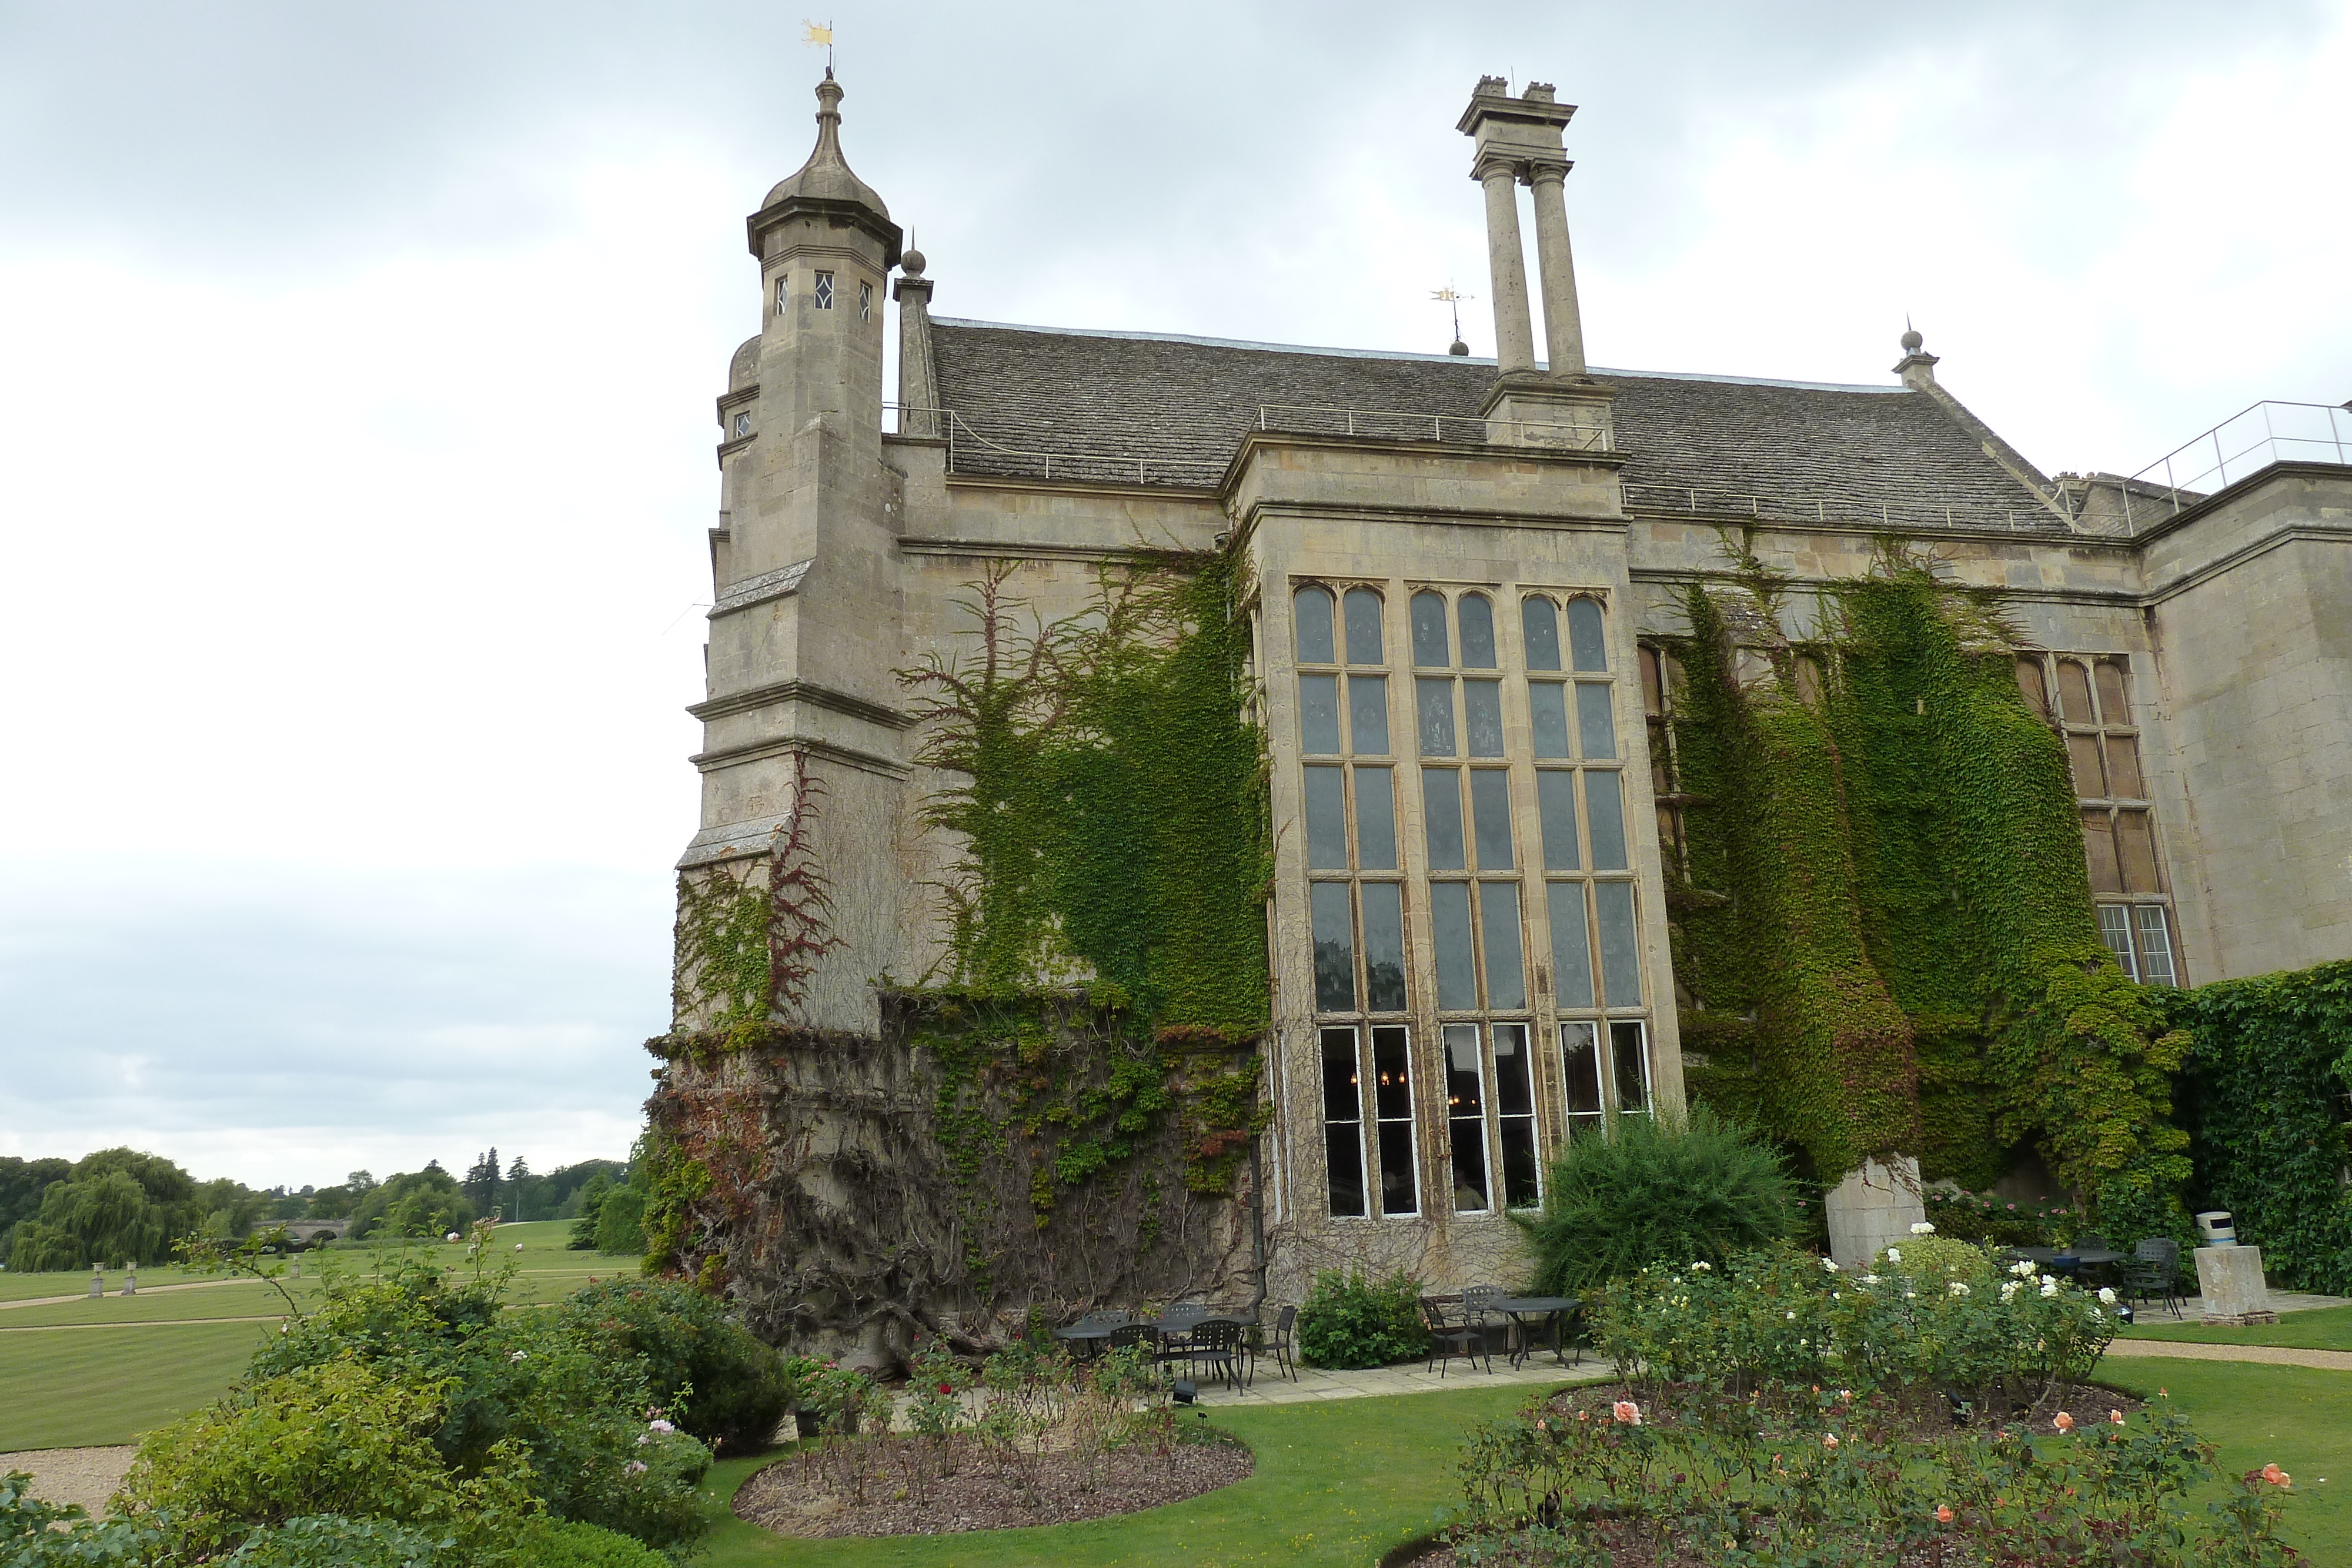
222 1515 452 1566
1453 1383 2301 1566
553 1277 790 1451
118 1360 539 1561
1297 1269 1429 1369
245 1258 713 1549
1593 1241 2119 1411
1921 1183 2078 1248
503 1518 674 1567
592 1188 646 1258
1513 1108 1795 1294
1872 1230 1996 1283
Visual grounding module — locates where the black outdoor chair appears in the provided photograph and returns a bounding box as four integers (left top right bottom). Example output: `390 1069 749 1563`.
1462 1284 1508 1359
2123 1238 2183 1318
1108 1322 1162 1379
1259 1303 1299 1383
1420 1296 1489 1378
1180 1318 1247 1390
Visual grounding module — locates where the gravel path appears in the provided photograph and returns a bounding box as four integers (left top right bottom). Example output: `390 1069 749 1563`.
0 1446 136 1515
2103 1338 2352 1373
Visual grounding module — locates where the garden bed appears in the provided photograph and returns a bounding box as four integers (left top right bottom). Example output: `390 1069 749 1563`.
733 1429 1252 1537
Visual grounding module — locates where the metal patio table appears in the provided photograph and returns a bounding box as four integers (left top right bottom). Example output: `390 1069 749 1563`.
1489 1295 1581 1370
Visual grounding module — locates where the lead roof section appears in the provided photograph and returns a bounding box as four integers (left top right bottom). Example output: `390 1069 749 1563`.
928 320 2054 530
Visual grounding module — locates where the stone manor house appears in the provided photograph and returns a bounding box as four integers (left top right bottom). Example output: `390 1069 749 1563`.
674 72 2352 1299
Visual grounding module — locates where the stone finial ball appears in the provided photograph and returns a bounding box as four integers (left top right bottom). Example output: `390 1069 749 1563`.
901 249 927 278
1449 339 1471 356
1900 327 1924 352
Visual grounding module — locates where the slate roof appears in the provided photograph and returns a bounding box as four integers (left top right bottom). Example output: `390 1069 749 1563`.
928 319 2059 531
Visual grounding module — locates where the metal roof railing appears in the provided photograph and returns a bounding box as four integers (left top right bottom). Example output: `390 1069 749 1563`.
888 402 1225 487
1255 403 1613 452
1620 483 2062 533
2121 400 2351 527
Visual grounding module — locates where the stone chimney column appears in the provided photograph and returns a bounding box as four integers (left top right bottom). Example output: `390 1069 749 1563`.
1526 162 1586 379
892 248 938 437
1477 153 1538 375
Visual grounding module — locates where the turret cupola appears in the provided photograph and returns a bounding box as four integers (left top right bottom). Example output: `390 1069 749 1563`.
750 72 903 267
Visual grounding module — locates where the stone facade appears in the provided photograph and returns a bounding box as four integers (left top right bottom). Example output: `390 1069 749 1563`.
672 72 2352 1315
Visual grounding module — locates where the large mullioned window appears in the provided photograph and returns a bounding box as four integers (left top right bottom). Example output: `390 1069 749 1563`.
1297 580 1652 1223
2016 653 2179 985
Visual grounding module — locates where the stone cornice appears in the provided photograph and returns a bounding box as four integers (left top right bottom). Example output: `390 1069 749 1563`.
689 733 910 781
1218 427 1627 500
2117 461 2351 547
898 535 1192 564
689 677 912 731
2143 521 2352 608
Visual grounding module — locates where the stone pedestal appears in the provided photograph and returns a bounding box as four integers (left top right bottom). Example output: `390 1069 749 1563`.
1825 1156 1927 1271
2194 1245 2273 1323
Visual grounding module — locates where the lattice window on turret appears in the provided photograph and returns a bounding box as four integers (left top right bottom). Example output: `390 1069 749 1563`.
859 281 873 322
813 271 834 310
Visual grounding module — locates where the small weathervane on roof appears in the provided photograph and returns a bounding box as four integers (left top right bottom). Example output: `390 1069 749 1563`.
802 18 834 72
1432 285 1475 356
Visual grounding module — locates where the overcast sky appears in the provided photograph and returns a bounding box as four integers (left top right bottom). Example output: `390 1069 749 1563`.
2 2 2346 1189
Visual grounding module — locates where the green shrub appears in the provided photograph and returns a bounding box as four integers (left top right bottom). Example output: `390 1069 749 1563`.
118 1360 539 1561
246 1260 713 1549
505 1518 674 1567
1513 1108 1796 1295
1296 1269 1429 1369
1872 1229 1997 1283
593 1188 646 1258
554 1277 791 1451
223 1515 452 1566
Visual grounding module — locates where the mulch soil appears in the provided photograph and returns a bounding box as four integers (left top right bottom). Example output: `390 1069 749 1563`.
733 1433 1254 1539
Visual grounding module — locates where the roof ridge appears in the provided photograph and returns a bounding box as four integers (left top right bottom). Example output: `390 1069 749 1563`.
928 316 1910 396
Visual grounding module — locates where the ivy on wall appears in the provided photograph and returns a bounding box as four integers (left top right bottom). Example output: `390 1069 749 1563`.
2172 960 2352 1292
1671 547 2191 1241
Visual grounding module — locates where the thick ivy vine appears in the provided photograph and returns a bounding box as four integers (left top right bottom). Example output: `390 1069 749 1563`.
1671 547 2190 1241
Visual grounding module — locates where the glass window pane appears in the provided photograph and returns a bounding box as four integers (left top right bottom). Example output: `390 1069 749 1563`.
1300 674 1340 754
1321 1027 1361 1122
1522 597 1561 671
1371 1025 1416 1217
2097 905 2136 978
1415 677 1456 755
1324 1124 1365 1217
1585 770 1628 871
1567 598 1608 671
2057 660 2095 724
2095 660 2130 724
2104 734 2145 800
1530 681 1571 758
1458 594 1498 668
1411 590 1449 667
1304 765 1348 869
2116 808 2159 892
1493 1023 1534 1114
1444 1023 1489 1212
1294 586 1335 664
1348 674 1391 755
2134 905 2177 987
1361 881 1406 1011
1464 680 1505 756
1594 881 1641 1006
1536 771 1582 870
1376 1118 1418 1218
1354 766 1398 870
1422 767 1466 870
2083 810 2122 894
1548 880 1595 1007
1576 682 1617 760
1561 1021 1603 1115
1343 587 1385 665
1480 881 1526 1009
2067 734 2106 798
1311 881 1357 1011
1611 1020 1651 1114
1469 770 1515 869
1372 1025 1414 1120
2016 657 2050 719
1430 882 1477 1010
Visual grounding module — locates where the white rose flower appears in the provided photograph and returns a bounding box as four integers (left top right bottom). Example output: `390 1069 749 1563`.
1910 1221 1936 1236
2012 1260 2039 1279
2041 1281 2061 1298
2098 1287 2118 1305
2001 1281 2022 1302
2040 1275 2057 1288
1692 1261 1711 1271
1948 1281 1970 1297
1787 1310 1798 1320
1887 1248 1903 1263
1822 1258 1840 1273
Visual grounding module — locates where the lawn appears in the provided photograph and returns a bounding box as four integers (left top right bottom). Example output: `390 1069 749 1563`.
691 1383 1540 1568
0 1320 273 1450
2121 1303 2352 1352
2099 1359 2352 1562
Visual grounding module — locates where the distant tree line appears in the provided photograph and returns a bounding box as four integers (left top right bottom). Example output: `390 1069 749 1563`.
1 1149 630 1272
